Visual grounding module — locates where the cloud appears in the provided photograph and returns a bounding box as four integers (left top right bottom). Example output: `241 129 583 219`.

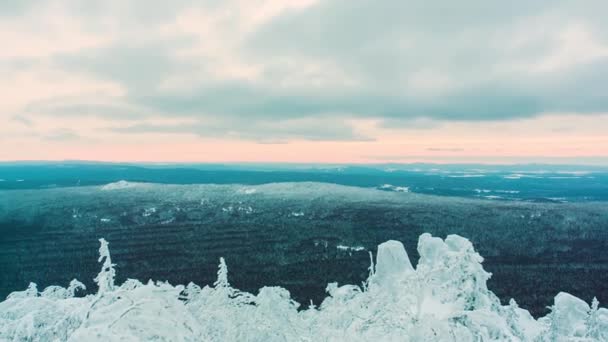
0 0 38 17
10 115 33 127
42 128 84 142
240 0 608 122
364 155 608 166
109 117 373 143
25 97 146 120
1 0 608 144
426 148 465 152
55 40 194 91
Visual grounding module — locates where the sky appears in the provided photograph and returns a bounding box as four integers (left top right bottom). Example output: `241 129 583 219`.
1 0 607 164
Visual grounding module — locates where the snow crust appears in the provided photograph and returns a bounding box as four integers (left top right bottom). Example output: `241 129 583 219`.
1 235 607 341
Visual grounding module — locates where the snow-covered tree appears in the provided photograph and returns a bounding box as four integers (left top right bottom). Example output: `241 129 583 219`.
1 234 607 341
93 238 115 294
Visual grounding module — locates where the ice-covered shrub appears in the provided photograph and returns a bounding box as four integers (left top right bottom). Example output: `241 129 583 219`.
1 234 606 341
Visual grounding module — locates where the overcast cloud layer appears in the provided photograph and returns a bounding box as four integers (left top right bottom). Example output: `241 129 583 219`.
1 0 607 162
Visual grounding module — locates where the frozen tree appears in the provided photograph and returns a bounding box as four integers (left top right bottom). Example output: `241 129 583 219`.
214 257 229 288
93 238 115 294
586 297 600 340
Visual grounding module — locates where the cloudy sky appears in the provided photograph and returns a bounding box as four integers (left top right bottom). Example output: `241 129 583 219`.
1 0 607 164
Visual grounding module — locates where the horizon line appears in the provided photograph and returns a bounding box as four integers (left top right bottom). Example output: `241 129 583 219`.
2 159 608 167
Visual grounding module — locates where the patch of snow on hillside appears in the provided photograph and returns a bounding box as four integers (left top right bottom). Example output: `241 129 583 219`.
238 188 257 195
100 180 141 191
474 189 492 193
557 171 592 176
504 173 543 180
379 184 410 193
1 235 606 341
336 245 365 253
238 206 253 214
447 174 485 178
142 207 156 217
495 190 520 194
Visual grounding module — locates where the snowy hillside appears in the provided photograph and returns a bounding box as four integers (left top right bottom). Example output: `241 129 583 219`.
1 234 606 341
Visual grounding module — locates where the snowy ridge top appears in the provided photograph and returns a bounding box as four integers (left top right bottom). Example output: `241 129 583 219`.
95 181 410 195
1 234 606 341
100 180 149 191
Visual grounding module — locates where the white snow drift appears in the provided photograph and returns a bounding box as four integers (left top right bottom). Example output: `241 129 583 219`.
1 234 606 341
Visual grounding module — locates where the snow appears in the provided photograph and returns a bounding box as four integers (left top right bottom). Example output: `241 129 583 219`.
238 188 257 195
1 234 606 341
495 190 520 194
475 189 520 195
530 211 543 219
447 174 485 178
372 240 413 286
551 292 591 337
100 180 142 191
290 211 305 217
557 171 592 176
336 245 365 253
142 207 156 217
503 173 544 179
378 184 410 193
474 189 492 193
238 206 254 214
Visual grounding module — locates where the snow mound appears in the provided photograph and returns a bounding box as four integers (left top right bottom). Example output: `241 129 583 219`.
1 235 607 341
100 180 143 191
